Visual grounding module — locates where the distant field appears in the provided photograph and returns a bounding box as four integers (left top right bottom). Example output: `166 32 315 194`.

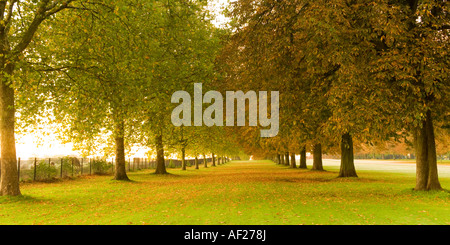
0 160 449 225
354 159 450 165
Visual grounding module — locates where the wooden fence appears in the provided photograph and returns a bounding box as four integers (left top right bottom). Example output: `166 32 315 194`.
0 157 215 182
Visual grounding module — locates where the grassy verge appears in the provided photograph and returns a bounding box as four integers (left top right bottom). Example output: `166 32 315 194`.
0 160 449 225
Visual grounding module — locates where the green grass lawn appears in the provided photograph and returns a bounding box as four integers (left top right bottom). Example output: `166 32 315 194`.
0 160 449 225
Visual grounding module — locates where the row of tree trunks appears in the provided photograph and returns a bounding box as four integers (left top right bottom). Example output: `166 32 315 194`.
275 149 307 169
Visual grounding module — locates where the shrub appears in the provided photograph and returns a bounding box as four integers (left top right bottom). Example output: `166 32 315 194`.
60 157 77 177
33 161 57 180
91 159 112 175
168 159 175 168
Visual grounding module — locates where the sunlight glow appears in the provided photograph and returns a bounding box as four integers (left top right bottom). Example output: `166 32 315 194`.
13 0 230 159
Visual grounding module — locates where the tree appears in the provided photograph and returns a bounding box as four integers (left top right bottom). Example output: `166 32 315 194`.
37 0 162 181
0 0 87 196
355 0 449 189
138 0 222 174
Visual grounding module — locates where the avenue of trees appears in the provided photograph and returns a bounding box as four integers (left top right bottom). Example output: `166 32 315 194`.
219 0 449 190
0 0 241 196
0 0 448 196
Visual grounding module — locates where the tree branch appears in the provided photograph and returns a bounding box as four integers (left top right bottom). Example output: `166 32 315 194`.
45 0 75 17
4 0 17 25
11 0 75 57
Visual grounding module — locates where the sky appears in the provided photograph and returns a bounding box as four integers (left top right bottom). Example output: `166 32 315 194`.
209 0 231 27
15 0 231 159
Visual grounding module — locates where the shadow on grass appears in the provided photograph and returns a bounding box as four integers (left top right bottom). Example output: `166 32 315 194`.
399 188 450 199
150 172 187 178
0 194 46 204
109 178 140 184
276 175 383 184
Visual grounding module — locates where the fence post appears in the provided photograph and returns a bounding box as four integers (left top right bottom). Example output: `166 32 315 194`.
17 157 20 181
33 158 37 181
60 158 63 178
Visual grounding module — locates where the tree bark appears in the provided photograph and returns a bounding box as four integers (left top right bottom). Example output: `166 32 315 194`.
154 134 168 174
299 146 307 169
290 153 296 168
0 63 21 196
414 110 442 191
181 146 186 170
338 133 358 177
203 153 208 168
425 111 441 190
276 154 281 164
312 143 324 171
195 156 199 169
280 153 285 165
212 153 216 167
114 120 129 181
285 152 290 166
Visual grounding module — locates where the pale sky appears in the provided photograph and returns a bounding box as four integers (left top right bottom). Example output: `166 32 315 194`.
209 0 231 27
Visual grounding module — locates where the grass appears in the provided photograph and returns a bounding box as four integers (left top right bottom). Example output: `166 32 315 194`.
0 160 449 225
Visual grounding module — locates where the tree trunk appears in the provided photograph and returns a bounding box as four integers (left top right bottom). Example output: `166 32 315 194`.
114 122 129 181
285 152 290 166
0 64 21 196
280 153 285 165
299 146 307 169
195 156 199 169
338 133 357 177
312 143 324 171
203 153 208 168
414 110 442 191
154 134 168 174
212 153 216 167
290 153 296 168
276 154 281 164
181 146 186 170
